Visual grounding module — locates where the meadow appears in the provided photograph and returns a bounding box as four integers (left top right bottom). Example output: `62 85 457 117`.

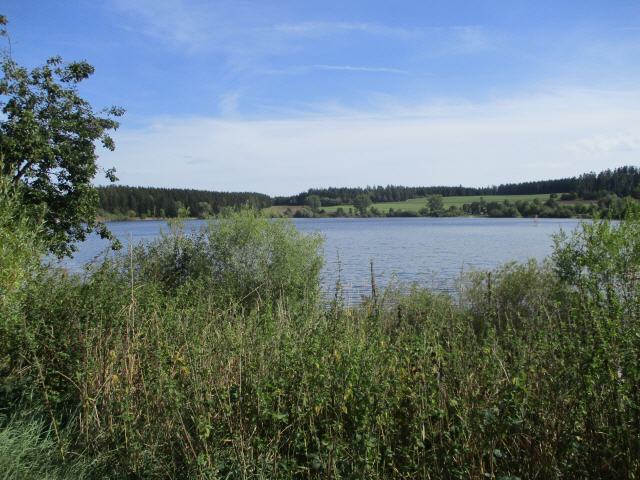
320 194 551 214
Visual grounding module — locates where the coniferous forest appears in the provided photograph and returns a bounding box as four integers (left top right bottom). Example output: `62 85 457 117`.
98 166 640 219
98 186 272 219
274 165 640 205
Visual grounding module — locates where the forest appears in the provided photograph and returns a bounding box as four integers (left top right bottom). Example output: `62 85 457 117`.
274 165 640 206
97 186 272 219
98 166 640 220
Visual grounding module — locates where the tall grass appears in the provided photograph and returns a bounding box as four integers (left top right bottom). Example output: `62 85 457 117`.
1 194 639 478
0 416 89 480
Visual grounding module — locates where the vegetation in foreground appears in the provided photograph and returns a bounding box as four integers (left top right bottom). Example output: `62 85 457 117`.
2 178 640 478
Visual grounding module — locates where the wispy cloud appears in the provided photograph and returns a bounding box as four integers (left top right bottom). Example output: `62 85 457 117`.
219 91 241 117
260 64 408 75
274 21 419 38
274 21 492 54
567 132 640 154
110 1 492 62
111 0 211 50
313 64 408 74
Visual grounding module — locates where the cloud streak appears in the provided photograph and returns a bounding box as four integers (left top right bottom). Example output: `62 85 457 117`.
312 64 408 74
274 21 419 38
260 64 409 75
112 0 211 51
110 1 492 61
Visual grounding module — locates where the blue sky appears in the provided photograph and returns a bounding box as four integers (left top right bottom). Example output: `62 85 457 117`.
5 1 640 194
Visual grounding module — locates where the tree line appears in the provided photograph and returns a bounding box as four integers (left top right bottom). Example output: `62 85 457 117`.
315 194 631 220
98 166 640 221
98 185 272 219
274 166 640 206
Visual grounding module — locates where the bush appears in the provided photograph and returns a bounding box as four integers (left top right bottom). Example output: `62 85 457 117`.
464 259 558 332
553 206 640 319
0 177 47 411
560 192 577 201
293 207 314 218
0 178 44 319
118 209 323 307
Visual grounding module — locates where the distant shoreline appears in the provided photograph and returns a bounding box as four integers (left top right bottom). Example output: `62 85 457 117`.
97 213 591 222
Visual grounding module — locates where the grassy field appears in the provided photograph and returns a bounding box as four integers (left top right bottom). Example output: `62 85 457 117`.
321 193 551 213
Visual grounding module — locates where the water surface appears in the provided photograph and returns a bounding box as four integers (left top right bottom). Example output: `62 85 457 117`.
62 217 581 301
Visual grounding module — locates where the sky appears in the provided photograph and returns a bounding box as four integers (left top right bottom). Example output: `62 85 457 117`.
4 0 640 195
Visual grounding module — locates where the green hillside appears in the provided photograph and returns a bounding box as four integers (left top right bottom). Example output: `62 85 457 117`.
322 193 552 213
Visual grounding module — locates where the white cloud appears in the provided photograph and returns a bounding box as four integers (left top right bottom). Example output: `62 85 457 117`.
274 22 492 54
109 0 290 61
567 132 640 154
100 89 640 195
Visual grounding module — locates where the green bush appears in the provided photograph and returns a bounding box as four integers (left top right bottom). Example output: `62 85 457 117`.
123 209 323 308
0 177 47 413
0 177 44 322
464 259 559 333
553 206 640 319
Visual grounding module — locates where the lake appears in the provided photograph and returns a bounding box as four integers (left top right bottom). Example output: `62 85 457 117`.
61 217 581 301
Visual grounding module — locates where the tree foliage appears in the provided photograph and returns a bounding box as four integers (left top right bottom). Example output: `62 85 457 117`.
97 185 272 218
275 166 640 207
0 18 124 256
426 194 444 215
353 193 372 215
304 194 321 212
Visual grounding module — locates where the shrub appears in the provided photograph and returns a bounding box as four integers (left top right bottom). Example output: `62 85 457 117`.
0 177 44 319
293 207 314 218
464 259 558 332
553 206 640 318
0 177 47 411
120 209 323 307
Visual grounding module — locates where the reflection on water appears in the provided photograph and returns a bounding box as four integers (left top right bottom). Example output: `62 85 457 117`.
60 217 581 301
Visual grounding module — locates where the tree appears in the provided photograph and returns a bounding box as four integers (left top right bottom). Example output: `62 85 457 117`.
353 193 372 215
0 16 124 256
197 201 212 219
305 194 321 212
426 194 444 216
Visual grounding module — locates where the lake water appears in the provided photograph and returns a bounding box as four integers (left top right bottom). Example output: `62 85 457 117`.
60 217 582 301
